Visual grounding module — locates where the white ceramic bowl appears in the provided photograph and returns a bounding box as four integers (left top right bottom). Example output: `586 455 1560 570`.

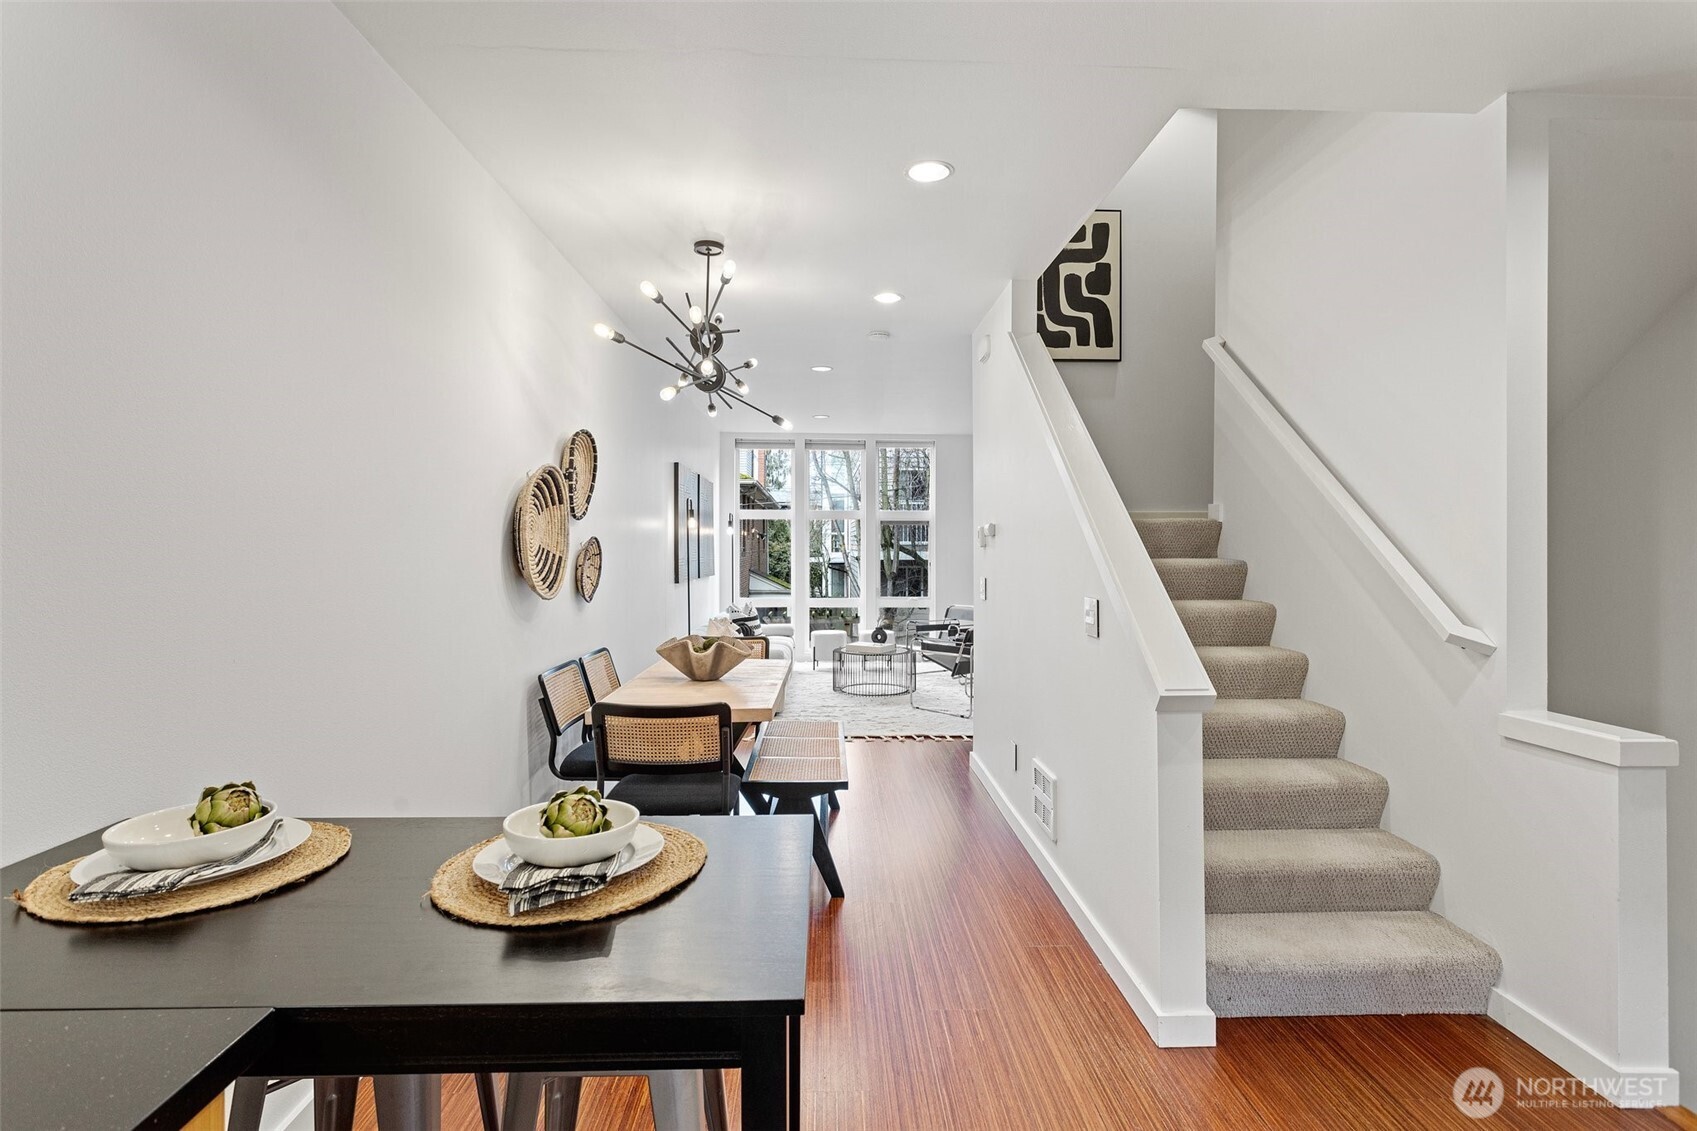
101 802 282 871
502 798 641 868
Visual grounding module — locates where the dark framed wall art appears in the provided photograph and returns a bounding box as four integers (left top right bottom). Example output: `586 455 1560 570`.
1037 209 1121 361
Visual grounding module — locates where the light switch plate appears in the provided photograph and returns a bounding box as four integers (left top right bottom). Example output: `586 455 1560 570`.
979 576 989 600
1083 596 1100 638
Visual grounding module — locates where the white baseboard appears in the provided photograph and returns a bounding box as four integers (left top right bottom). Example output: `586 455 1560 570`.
1487 988 1679 1108
967 752 1216 1048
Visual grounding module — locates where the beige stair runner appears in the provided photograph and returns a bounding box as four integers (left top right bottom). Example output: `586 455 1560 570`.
1138 516 1501 1017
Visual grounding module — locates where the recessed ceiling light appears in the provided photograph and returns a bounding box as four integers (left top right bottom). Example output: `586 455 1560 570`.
867 329 892 340
907 160 953 183
810 365 833 373
813 414 831 420
873 292 902 304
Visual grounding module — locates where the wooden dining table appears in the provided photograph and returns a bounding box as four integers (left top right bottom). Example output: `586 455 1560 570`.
597 657 791 724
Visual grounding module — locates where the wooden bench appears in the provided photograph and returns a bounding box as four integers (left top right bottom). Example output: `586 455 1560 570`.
746 721 849 898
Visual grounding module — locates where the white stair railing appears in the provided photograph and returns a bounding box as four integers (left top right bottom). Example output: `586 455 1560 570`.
1205 337 1497 655
1015 333 1216 705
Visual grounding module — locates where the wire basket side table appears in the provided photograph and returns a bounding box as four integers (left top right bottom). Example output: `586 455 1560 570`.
832 644 917 697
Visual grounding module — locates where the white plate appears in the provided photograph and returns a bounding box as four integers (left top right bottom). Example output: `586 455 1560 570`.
472 822 664 887
69 817 314 888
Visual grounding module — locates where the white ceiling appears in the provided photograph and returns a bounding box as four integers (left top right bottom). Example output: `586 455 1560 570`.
338 2 1697 435
1549 118 1697 425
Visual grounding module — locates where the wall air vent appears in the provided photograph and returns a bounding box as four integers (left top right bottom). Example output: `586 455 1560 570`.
1031 759 1058 841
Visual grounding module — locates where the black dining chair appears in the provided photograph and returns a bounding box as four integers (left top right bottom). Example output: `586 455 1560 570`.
538 658 608 782
592 702 742 816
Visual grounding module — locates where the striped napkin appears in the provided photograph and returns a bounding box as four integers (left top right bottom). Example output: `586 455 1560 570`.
500 843 634 916
69 818 284 903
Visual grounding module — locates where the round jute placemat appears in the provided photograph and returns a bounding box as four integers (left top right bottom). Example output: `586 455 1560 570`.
10 822 352 926
429 822 705 928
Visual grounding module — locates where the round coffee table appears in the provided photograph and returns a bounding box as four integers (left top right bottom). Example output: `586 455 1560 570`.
832 643 917 697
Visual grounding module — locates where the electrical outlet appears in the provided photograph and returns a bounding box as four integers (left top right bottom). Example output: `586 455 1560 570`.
979 576 989 600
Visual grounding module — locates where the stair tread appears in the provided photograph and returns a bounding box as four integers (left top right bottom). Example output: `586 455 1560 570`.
1198 646 1309 699
1135 517 1221 559
1174 599 1276 612
1208 827 1436 870
1204 758 1389 829
1197 644 1306 661
1154 558 1247 600
1174 599 1277 647
1206 828 1440 913
1206 911 1502 1016
1205 699 1345 758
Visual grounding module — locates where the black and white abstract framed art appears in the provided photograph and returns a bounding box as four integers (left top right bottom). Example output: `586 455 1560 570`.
673 463 717 583
1037 209 1121 361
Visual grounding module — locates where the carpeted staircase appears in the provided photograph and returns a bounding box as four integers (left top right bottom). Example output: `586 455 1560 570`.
1137 516 1502 1017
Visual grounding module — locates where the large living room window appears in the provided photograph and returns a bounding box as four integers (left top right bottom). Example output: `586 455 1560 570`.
735 443 795 628
805 442 865 636
733 437 935 640
875 444 932 633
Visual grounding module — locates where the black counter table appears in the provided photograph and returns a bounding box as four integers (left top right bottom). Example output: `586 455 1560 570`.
0 1008 273 1131
1 815 813 1130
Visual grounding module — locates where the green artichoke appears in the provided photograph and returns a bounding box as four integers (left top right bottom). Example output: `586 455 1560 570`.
190 781 267 835
541 786 612 838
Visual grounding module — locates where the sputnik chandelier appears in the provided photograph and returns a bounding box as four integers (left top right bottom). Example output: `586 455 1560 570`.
593 238 792 429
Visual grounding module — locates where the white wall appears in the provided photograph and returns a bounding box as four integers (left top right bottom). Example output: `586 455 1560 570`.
1547 115 1697 1097
1057 109 1217 512
1217 108 1508 629
1551 286 1696 1095
0 2 718 862
1214 104 1674 1098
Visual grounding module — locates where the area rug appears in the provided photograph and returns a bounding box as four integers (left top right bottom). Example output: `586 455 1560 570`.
780 663 972 739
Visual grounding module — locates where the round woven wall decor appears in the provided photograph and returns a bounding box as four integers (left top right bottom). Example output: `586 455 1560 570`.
514 464 570 598
563 429 598 520
575 536 603 603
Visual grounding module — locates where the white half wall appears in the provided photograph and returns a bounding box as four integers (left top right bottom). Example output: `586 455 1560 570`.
1056 109 1217 512
1215 102 1676 1103
0 2 718 862
973 284 1213 1048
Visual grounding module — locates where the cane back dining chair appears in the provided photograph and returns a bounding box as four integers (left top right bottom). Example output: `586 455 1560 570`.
581 646 621 700
592 702 742 816
537 658 601 781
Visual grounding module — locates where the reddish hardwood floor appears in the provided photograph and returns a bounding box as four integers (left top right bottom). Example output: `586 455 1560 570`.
353 739 1689 1130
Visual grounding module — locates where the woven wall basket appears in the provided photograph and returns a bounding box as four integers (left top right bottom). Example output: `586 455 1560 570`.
575 536 603 602
563 429 598 520
515 464 570 598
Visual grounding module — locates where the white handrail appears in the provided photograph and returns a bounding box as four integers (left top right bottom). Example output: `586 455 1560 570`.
1013 332 1215 710
1204 336 1498 656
